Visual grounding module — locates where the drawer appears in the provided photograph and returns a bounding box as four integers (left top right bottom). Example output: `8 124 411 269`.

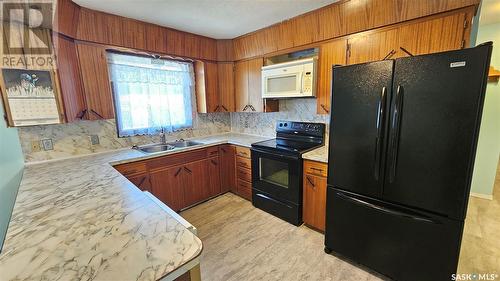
148 148 207 170
237 179 252 201
207 146 219 158
235 146 251 159
114 161 147 176
304 160 328 177
236 156 252 169
236 166 252 182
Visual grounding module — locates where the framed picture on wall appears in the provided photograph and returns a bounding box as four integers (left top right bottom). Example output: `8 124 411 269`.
0 68 64 127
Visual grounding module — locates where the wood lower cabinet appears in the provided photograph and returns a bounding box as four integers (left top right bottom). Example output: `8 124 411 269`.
220 145 236 193
76 42 114 120
183 160 210 207
150 165 186 212
303 160 328 232
234 146 253 201
208 157 222 197
127 173 152 192
317 39 347 115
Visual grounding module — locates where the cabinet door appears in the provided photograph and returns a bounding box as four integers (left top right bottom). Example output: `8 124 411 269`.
54 34 86 122
317 39 347 115
398 12 466 57
127 173 152 192
347 28 399 65
205 61 219 112
234 60 249 112
76 43 114 120
217 62 235 112
220 145 236 193
150 166 185 212
183 160 210 207
303 174 327 231
208 157 222 197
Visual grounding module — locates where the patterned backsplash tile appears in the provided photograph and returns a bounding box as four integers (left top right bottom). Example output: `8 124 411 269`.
18 99 330 163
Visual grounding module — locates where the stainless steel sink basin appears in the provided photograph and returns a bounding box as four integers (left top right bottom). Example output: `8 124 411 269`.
170 140 202 148
136 140 202 153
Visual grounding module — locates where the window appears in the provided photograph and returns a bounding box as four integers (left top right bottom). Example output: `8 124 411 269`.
107 52 194 137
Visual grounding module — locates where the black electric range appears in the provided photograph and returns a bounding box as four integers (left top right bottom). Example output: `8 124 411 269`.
250 121 325 225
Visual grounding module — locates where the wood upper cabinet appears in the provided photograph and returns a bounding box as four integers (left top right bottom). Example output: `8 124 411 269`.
208 157 222 197
77 8 123 46
122 19 147 50
234 60 249 112
76 43 114 120
218 62 235 112
146 25 168 54
398 12 467 57
183 160 210 207
347 28 400 65
54 34 86 122
150 165 186 212
234 58 278 113
195 61 219 113
303 160 328 232
317 39 347 115
219 145 236 193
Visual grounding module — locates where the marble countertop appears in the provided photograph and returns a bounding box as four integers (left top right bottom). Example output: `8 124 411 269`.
302 145 329 163
0 132 270 281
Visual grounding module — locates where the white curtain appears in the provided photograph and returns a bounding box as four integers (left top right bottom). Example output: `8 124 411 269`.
108 53 194 137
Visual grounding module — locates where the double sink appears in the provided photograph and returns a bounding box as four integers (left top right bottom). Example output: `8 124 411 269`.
136 140 203 154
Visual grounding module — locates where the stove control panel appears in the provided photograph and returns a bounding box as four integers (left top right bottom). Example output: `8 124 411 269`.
277 121 325 136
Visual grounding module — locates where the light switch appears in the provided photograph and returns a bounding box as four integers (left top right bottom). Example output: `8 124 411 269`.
41 139 53 151
89 135 100 145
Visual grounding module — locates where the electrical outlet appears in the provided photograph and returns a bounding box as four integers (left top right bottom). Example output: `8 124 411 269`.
89 135 100 145
31 140 41 152
41 139 53 151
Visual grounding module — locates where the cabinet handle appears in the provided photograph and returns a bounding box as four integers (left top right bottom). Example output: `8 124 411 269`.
242 105 249 111
249 104 256 111
383 49 397 60
310 167 323 172
221 148 226 153
320 104 329 114
174 168 182 177
214 105 220 112
211 160 218 166
184 167 192 174
137 176 147 187
90 109 105 119
76 109 87 119
306 176 315 188
221 105 228 112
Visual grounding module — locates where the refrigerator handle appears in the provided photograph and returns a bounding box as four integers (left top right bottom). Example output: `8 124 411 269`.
389 85 404 183
335 191 439 224
374 87 387 181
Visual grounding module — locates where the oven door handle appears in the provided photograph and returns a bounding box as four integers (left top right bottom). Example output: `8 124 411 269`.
250 148 300 160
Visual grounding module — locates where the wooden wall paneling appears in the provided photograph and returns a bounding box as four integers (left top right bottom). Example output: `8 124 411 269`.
165 29 185 56
292 11 320 47
347 27 399 65
122 19 147 50
54 34 87 122
317 39 347 115
76 43 114 120
398 12 467 57
199 37 217 60
184 33 200 59
146 25 168 54
54 0 80 38
217 62 235 112
216 40 234 61
234 60 249 112
318 3 345 41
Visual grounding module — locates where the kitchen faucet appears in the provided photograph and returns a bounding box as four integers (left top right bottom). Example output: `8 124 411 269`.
159 128 166 144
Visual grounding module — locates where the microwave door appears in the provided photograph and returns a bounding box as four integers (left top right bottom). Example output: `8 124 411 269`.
264 71 302 98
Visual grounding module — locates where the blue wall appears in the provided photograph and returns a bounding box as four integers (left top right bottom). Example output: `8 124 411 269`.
470 22 500 197
0 105 24 252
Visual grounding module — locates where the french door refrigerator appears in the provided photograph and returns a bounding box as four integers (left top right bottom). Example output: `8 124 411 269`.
324 43 492 281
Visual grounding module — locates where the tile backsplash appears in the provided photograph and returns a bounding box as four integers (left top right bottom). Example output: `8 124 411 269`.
18 98 329 163
18 113 230 162
230 98 329 137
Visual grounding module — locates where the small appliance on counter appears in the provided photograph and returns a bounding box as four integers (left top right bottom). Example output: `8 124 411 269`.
251 121 325 225
324 43 493 281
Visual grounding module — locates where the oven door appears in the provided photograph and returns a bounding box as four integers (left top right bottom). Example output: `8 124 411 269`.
251 147 302 204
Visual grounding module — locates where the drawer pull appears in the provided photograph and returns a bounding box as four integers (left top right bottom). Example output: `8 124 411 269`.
138 176 147 187
306 176 315 188
174 168 182 177
184 167 192 174
310 167 323 172
211 160 218 166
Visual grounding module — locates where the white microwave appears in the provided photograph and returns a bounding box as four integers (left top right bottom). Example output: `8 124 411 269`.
261 57 317 98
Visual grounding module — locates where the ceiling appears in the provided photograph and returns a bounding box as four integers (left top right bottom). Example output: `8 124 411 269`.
479 0 500 26
72 0 338 39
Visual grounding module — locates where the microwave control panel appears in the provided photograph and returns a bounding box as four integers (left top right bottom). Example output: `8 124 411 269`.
303 72 313 93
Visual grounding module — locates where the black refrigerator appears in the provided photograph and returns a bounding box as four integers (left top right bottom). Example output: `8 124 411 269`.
324 43 493 281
